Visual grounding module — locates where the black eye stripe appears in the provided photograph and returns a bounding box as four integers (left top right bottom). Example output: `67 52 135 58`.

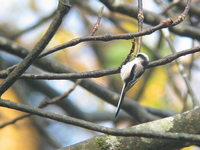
137 54 147 60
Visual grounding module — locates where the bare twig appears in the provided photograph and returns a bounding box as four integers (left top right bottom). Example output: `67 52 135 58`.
162 29 199 107
182 19 200 110
182 44 196 111
178 0 200 17
39 19 173 58
39 79 81 106
136 0 144 54
100 0 200 40
0 0 71 96
90 6 104 36
0 112 31 129
40 0 191 59
169 0 191 26
0 80 81 128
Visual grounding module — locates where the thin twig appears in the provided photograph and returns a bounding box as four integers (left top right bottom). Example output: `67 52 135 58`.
37 0 191 58
41 0 192 58
40 18 173 58
90 6 104 36
182 43 196 111
0 1 71 96
136 0 144 54
177 0 200 17
182 18 200 110
39 79 81 106
102 0 200 38
40 0 191 59
0 80 81 128
171 0 191 26
162 29 199 107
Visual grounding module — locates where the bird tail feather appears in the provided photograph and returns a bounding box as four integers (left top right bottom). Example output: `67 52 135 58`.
115 83 127 118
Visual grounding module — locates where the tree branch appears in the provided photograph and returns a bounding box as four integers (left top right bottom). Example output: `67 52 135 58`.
0 80 80 128
40 18 173 58
40 0 192 58
1 46 200 80
0 0 71 96
0 98 200 145
99 0 200 40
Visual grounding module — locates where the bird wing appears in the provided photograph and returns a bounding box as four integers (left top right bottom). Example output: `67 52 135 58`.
123 64 136 91
126 64 145 90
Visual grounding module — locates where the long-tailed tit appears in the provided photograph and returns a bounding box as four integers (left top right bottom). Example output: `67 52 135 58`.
115 53 149 118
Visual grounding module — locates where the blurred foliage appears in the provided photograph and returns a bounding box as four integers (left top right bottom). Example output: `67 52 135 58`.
0 84 39 150
140 67 167 108
104 40 131 68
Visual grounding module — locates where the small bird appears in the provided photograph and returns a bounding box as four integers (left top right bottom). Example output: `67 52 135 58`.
115 52 149 118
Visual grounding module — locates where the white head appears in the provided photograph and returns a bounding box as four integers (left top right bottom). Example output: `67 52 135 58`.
120 52 149 82
136 52 149 62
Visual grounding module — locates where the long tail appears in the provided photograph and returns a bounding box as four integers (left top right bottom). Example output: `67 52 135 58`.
115 83 127 118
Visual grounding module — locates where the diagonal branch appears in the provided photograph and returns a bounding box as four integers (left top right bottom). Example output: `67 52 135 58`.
0 0 71 96
39 19 173 58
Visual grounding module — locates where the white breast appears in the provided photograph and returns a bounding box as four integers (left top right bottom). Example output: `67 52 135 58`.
120 58 141 81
